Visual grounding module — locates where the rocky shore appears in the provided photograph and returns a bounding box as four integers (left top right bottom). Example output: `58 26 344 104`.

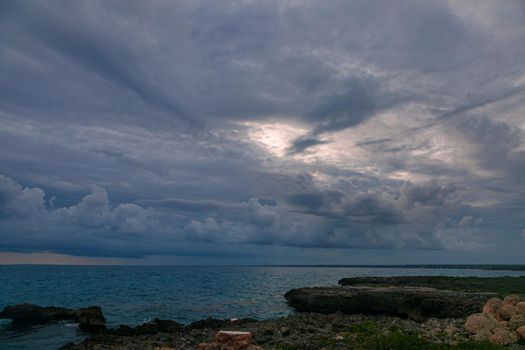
0 303 106 332
58 312 494 350
2 276 524 349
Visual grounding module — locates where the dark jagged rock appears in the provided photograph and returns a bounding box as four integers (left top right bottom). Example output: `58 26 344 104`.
0 303 106 331
57 312 480 350
188 317 256 329
0 303 76 324
76 306 107 332
111 318 183 336
285 286 497 321
188 317 232 329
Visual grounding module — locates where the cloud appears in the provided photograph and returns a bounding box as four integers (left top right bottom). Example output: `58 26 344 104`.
0 174 46 219
1 0 525 262
0 176 161 241
458 215 474 229
246 198 277 227
175 178 469 251
452 115 522 172
0 173 471 254
400 181 457 209
287 136 328 154
184 218 221 242
0 0 193 127
52 186 160 234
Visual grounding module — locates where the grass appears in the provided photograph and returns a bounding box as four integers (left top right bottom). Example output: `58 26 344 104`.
277 335 505 350
311 321 507 350
372 332 504 350
275 345 299 350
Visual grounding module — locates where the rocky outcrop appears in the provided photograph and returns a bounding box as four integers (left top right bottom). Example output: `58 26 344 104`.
517 325 525 340
57 312 474 350
76 306 106 332
0 303 106 332
465 295 525 345
111 318 183 336
285 286 496 321
338 276 525 295
198 331 263 350
189 318 256 330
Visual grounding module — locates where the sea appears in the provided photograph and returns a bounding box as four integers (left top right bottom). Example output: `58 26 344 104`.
1 265 525 350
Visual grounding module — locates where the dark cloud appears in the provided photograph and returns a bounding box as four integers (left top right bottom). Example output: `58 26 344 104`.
0 0 193 127
306 77 388 132
287 137 328 154
0 0 524 263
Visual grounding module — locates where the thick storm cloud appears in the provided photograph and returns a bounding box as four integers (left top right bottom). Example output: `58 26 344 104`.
1 0 524 264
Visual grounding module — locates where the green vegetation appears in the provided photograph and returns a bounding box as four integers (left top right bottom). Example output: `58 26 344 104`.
372 332 504 350
310 321 507 350
339 276 525 295
274 344 299 350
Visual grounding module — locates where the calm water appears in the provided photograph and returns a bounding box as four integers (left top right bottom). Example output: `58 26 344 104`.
1 265 525 349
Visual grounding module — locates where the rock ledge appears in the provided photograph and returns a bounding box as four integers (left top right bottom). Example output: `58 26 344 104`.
0 303 106 332
285 286 496 321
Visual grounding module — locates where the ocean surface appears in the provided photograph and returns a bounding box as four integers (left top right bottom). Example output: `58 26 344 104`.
1 265 525 350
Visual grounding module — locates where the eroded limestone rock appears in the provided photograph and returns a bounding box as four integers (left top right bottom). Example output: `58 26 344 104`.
464 294 525 345
198 331 263 350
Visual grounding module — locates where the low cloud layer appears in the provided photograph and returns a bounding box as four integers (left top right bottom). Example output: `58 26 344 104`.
1 0 525 263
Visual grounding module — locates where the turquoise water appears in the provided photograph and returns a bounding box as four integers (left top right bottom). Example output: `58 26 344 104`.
1 265 525 349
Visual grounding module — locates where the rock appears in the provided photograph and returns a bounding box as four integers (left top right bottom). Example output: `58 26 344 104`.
430 327 442 335
337 276 525 294
280 327 291 337
465 295 525 346
502 295 523 306
517 302 525 314
215 331 252 343
488 328 518 345
0 303 76 324
465 313 500 334
482 298 502 314
263 329 274 336
497 304 517 321
471 329 492 342
517 325 525 340
112 318 183 336
285 286 496 321
444 326 460 335
198 331 263 350
76 306 106 332
56 311 493 350
0 303 106 332
508 313 525 330
189 317 256 330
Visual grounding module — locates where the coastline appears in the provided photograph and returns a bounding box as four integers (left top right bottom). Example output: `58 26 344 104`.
2 275 524 349
58 312 483 350
2 271 525 349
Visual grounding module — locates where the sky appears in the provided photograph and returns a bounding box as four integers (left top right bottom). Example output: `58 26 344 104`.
0 0 525 265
